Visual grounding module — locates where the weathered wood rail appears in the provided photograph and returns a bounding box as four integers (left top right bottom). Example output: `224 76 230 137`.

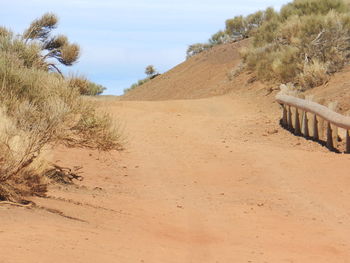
276 93 350 153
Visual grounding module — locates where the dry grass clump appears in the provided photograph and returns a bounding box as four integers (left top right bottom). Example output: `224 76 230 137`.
297 60 330 89
0 15 120 202
242 0 350 90
64 104 122 151
0 106 49 202
68 75 106 95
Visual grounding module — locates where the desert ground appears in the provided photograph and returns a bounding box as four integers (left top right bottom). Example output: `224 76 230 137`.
2 39 350 262
1 89 350 262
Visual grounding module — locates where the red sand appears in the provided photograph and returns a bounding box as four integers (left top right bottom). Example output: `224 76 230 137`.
1 40 350 262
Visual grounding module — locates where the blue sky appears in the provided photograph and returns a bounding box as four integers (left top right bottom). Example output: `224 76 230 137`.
1 0 290 95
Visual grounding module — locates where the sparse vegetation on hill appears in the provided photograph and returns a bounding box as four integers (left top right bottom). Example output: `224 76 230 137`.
0 14 120 203
124 65 160 94
242 0 350 90
186 8 277 59
187 0 350 91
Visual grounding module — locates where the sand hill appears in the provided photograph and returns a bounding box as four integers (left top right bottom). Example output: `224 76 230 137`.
123 38 350 114
122 40 248 101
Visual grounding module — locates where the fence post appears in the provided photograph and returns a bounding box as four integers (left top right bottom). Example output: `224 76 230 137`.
294 108 301 135
303 111 309 137
346 130 350 153
313 114 319 140
333 125 339 144
326 122 334 149
282 104 288 126
288 106 293 130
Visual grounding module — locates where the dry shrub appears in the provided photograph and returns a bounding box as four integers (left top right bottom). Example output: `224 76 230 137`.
280 0 348 19
68 75 106 95
297 60 329 89
242 0 350 89
0 107 49 202
186 8 277 59
22 13 80 73
64 104 123 151
0 21 120 202
270 46 301 83
23 13 58 41
58 43 80 66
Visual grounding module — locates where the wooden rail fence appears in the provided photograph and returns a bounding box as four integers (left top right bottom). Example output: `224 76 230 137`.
276 93 350 153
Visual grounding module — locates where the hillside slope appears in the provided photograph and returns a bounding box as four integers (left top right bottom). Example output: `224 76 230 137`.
123 38 350 116
122 40 248 101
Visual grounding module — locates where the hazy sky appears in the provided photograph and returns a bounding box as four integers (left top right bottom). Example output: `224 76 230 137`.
1 0 291 95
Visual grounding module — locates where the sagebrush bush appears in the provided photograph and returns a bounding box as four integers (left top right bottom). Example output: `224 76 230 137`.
297 60 329 89
0 15 120 202
68 75 106 95
22 13 80 73
280 0 349 19
242 0 350 90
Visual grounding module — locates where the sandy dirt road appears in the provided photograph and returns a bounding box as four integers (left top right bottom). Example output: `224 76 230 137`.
1 94 350 262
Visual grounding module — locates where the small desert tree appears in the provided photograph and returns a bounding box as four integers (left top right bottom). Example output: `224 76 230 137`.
22 13 80 74
145 65 158 77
